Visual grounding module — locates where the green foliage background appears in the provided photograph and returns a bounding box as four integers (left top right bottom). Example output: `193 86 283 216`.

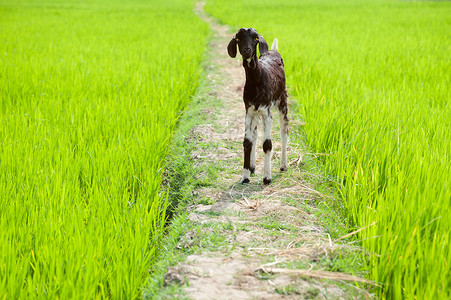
1 0 450 298
0 0 208 298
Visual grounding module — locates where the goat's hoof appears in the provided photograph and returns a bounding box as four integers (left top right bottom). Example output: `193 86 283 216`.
280 167 287 172
250 167 255 175
263 177 272 185
241 178 250 184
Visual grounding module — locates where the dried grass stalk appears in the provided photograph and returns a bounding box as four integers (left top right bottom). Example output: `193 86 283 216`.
257 267 378 286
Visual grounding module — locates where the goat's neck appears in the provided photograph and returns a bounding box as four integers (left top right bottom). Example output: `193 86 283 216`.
243 54 260 83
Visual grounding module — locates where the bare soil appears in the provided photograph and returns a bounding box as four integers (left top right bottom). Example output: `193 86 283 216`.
161 2 374 299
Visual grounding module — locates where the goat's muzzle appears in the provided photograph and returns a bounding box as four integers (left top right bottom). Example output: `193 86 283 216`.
240 49 253 59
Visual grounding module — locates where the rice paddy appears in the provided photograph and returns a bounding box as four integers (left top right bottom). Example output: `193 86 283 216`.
0 0 208 297
1 0 449 298
206 0 450 298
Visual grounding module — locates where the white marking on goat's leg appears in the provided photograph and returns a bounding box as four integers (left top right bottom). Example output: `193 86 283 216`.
250 119 258 174
241 111 255 184
262 110 273 185
279 110 289 171
241 168 251 183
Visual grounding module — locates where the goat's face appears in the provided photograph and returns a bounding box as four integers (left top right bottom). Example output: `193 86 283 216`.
227 28 268 60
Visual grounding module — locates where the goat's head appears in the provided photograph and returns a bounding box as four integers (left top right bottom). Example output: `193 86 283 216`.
227 28 268 60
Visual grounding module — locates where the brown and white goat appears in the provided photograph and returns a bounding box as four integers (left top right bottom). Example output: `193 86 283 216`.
227 28 289 185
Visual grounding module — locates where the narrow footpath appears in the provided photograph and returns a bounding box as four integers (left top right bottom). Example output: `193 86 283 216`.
159 2 374 299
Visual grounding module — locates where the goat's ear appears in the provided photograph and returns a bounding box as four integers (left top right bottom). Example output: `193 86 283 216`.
227 37 237 58
258 35 269 54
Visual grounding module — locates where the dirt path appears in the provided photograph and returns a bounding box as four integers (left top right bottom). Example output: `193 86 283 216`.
161 2 373 299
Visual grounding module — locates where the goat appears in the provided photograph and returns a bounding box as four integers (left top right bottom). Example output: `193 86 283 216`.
227 28 289 185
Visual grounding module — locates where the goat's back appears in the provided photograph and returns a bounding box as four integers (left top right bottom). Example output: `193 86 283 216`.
253 50 286 103
260 51 285 83
260 50 284 71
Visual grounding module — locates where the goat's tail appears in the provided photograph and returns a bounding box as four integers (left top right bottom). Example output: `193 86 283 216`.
271 38 278 51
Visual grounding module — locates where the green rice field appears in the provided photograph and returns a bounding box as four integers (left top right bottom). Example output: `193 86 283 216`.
0 0 208 297
206 0 450 298
1 0 450 298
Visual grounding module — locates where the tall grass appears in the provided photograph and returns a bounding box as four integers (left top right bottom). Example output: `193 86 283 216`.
0 0 208 297
206 0 450 298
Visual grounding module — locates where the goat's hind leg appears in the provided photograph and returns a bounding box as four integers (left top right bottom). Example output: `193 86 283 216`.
262 110 273 185
278 94 289 171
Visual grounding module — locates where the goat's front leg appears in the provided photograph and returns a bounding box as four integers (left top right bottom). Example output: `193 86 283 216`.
241 112 257 183
250 120 258 174
262 110 273 185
